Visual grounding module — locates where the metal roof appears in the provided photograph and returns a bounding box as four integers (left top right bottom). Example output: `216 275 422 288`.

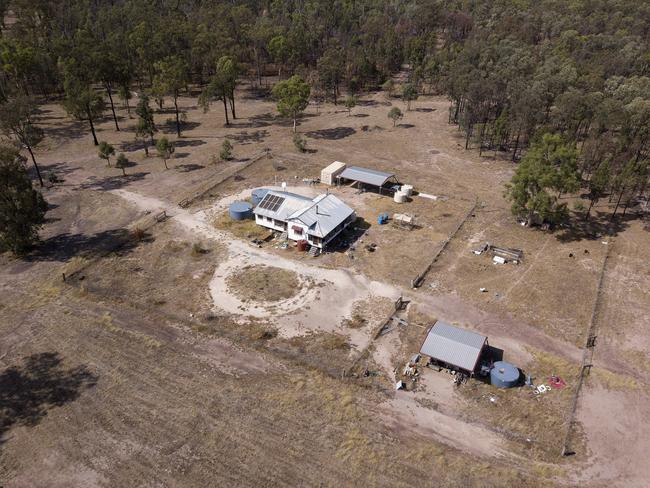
338 166 395 187
420 321 487 372
253 191 312 220
288 193 354 238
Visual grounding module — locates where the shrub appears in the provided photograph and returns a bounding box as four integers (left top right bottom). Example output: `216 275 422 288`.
220 139 233 161
293 133 307 153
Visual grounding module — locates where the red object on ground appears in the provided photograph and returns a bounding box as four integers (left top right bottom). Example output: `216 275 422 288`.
297 239 308 252
549 375 566 389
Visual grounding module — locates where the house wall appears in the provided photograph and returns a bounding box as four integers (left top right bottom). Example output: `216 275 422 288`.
288 222 309 241
254 212 356 250
255 214 286 232
318 212 357 248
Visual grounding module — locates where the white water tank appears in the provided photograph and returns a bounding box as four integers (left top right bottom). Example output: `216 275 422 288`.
394 191 407 203
401 184 413 196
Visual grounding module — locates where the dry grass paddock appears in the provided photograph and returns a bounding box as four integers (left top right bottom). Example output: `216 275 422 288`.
1 80 648 486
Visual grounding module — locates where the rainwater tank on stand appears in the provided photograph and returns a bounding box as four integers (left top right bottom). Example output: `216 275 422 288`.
251 188 270 206
229 201 253 220
490 361 520 388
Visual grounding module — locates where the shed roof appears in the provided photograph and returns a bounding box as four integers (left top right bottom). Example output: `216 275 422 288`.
338 166 395 187
420 321 487 372
288 193 354 238
253 191 312 221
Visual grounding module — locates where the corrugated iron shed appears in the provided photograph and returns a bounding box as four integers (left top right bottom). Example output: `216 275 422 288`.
338 166 395 187
420 321 487 372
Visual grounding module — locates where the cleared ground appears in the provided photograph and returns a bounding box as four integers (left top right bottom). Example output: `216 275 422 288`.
226 265 301 303
0 79 648 487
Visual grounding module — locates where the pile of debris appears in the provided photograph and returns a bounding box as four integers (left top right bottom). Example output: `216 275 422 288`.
473 242 524 265
525 373 567 396
396 354 421 390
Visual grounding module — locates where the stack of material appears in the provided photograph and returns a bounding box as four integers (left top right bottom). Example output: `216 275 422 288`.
392 213 415 230
490 244 523 263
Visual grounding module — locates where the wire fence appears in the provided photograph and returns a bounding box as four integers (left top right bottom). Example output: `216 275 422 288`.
560 239 613 456
411 197 479 288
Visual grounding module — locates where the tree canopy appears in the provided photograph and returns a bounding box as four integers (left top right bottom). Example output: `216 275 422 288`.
0 145 47 254
505 134 579 226
0 0 645 223
272 75 311 132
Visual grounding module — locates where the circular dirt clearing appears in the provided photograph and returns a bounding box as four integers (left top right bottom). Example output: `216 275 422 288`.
226 265 301 303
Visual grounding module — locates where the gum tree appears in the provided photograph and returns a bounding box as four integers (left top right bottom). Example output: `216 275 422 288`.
272 75 311 132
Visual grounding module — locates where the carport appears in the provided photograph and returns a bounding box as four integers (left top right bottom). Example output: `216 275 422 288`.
336 166 400 195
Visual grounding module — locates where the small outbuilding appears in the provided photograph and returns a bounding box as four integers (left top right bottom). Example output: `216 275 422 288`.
419 321 488 376
321 161 347 186
337 165 400 194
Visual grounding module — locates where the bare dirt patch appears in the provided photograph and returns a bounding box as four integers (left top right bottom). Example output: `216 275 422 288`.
226 264 301 303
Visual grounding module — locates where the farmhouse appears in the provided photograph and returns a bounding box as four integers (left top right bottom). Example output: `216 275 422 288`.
253 190 356 249
419 321 488 376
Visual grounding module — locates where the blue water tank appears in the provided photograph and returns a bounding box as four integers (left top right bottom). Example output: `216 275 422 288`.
490 361 520 388
251 188 270 206
229 201 253 220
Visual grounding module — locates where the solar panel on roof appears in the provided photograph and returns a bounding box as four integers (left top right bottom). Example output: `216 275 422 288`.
258 194 285 212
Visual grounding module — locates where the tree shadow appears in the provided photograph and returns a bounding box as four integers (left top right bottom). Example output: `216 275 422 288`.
227 119 271 129
28 227 152 262
305 127 356 140
353 113 370 118
79 172 149 191
554 210 630 243
176 163 205 172
0 352 98 445
160 121 201 134
173 152 190 159
241 87 272 100
36 162 80 183
230 130 269 145
357 100 378 107
247 112 283 128
415 108 435 113
361 125 385 132
120 140 147 153
397 123 415 129
173 139 206 148
40 119 88 143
